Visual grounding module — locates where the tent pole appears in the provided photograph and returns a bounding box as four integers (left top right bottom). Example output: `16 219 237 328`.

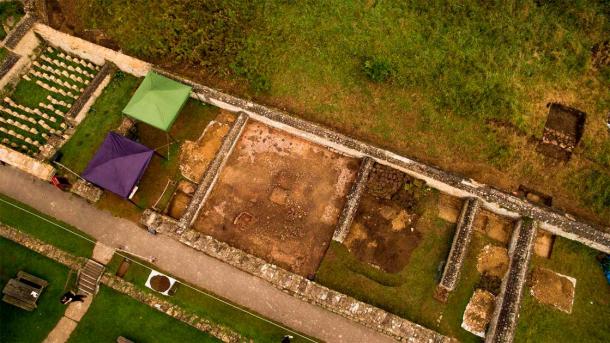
128 198 143 209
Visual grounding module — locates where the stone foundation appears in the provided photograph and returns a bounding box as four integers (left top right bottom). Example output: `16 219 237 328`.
485 219 537 343
332 157 374 243
0 224 84 269
178 112 248 230
0 144 55 180
436 198 481 301
102 275 243 343
142 210 453 343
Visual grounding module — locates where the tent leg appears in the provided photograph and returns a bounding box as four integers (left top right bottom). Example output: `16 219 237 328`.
128 198 143 209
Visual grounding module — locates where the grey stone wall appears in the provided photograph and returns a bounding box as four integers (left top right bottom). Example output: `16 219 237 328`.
436 198 481 301
485 219 537 343
178 112 248 230
2 14 35 49
102 275 243 343
151 68 610 254
66 62 115 118
0 50 20 80
0 224 84 269
332 156 374 243
142 210 453 343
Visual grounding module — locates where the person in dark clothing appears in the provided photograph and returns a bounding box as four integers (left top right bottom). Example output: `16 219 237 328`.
281 335 293 343
60 291 87 305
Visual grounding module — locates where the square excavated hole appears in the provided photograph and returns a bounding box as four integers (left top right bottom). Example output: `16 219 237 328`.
192 121 359 277
537 103 586 161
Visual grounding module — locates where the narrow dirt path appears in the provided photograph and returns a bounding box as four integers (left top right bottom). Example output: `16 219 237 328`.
0 165 395 343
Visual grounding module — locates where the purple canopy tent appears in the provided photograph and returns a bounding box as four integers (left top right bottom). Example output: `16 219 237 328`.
82 132 154 199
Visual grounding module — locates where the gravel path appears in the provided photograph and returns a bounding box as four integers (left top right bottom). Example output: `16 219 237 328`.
0 165 395 343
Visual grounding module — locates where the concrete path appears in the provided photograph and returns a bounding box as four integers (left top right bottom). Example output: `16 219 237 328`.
43 297 92 343
0 165 395 343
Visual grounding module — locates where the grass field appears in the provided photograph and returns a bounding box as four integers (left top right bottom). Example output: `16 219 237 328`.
514 237 610 342
68 286 219 343
0 194 94 257
105 253 314 342
0 238 74 343
65 1 610 225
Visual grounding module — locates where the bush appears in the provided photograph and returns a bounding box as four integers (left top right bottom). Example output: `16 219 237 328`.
362 57 393 82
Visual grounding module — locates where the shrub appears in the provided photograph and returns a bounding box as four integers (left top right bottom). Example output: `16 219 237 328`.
362 57 393 83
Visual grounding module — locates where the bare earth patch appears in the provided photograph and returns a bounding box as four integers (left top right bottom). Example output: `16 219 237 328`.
344 164 433 273
179 111 235 182
533 230 555 258
193 121 358 277
473 209 514 244
477 244 509 278
530 267 576 314
462 289 496 338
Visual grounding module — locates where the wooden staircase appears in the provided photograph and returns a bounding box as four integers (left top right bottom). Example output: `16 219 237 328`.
77 259 105 295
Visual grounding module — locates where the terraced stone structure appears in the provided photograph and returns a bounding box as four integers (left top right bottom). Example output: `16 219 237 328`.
0 45 101 156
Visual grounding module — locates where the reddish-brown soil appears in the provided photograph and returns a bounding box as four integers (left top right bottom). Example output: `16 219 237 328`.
150 275 171 292
529 267 576 313
344 164 430 273
533 230 555 258
193 121 358 277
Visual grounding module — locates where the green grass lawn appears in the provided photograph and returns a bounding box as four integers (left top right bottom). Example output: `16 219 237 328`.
0 238 74 343
514 237 610 342
11 79 51 109
105 253 314 342
60 71 141 174
74 1 610 224
0 1 24 40
315 191 489 342
0 194 94 257
68 285 219 343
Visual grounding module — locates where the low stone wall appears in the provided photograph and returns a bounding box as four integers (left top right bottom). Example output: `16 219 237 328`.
485 219 537 343
436 198 481 301
67 62 115 119
0 224 243 343
0 50 20 80
33 24 151 76
142 210 452 343
0 144 55 180
2 14 35 49
102 275 243 343
332 157 374 243
151 68 610 254
179 112 249 230
0 224 83 269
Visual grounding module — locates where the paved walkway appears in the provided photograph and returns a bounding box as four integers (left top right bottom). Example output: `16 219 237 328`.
0 165 395 343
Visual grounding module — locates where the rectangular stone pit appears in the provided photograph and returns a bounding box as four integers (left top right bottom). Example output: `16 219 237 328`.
191 120 359 278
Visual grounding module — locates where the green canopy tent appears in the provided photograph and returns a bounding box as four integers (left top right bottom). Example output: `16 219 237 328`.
122 71 192 132
122 71 192 159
